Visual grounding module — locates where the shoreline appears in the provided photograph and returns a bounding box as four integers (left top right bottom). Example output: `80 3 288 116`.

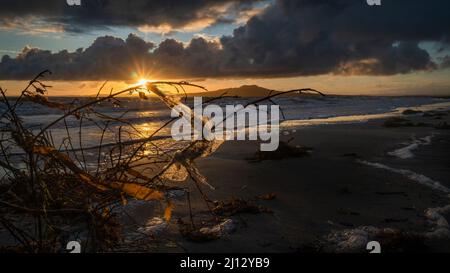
281 100 450 128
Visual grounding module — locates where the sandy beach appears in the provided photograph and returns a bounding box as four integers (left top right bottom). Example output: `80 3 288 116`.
121 107 450 253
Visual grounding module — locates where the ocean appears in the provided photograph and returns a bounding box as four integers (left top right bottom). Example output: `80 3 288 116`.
4 93 449 184
5 95 450 148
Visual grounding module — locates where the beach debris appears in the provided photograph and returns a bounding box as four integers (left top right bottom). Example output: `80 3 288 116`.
212 198 270 216
144 83 225 190
402 109 423 115
159 140 223 190
178 218 236 242
248 140 312 162
0 73 213 251
138 217 169 236
0 71 324 252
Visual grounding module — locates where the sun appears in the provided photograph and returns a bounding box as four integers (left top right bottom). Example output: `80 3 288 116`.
137 78 150 86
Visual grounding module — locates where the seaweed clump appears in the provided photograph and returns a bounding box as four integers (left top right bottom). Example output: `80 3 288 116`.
0 71 216 252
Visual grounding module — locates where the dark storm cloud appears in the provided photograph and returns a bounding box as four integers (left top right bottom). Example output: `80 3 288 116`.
218 0 449 77
0 0 264 32
1 0 450 80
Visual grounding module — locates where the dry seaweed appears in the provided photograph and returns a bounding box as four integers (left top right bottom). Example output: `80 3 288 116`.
0 71 214 252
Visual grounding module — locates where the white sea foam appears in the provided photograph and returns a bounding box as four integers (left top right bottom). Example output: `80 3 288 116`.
282 100 450 128
358 160 450 193
388 134 435 159
323 202 450 252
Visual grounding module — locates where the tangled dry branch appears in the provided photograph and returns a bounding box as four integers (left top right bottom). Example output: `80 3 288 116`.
0 70 323 252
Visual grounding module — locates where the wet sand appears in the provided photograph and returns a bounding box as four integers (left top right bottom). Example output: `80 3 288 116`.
123 109 450 253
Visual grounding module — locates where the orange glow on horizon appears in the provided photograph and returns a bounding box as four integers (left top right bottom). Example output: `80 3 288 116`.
2 70 450 97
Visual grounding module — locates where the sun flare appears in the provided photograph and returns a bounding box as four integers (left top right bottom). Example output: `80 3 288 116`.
137 78 151 86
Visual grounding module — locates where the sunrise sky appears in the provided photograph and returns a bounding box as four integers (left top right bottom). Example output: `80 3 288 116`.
1 0 450 96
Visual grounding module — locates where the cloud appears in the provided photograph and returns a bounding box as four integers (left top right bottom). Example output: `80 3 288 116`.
234 3 269 25
0 0 265 34
0 17 65 35
0 34 156 80
1 0 450 80
217 0 448 77
137 18 217 35
0 34 223 80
